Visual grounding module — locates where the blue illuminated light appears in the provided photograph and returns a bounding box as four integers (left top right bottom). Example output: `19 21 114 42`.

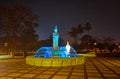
53 25 59 50
34 46 77 58
34 25 78 58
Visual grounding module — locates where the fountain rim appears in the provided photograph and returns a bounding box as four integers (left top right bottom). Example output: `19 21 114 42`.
26 56 85 67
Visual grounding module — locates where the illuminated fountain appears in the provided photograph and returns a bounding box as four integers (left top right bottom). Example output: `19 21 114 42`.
26 26 85 67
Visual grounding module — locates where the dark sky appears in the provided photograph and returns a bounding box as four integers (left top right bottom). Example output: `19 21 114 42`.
1 0 120 42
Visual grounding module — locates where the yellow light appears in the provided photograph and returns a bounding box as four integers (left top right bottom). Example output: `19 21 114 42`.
118 45 120 49
0 55 12 59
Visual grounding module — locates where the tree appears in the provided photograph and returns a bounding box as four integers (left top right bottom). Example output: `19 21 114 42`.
20 27 39 51
68 27 78 45
103 37 116 52
0 4 39 56
84 22 92 33
103 37 116 45
68 24 85 49
76 24 84 44
80 34 92 49
77 24 84 36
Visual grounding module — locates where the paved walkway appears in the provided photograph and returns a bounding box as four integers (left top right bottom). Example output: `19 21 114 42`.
0 57 120 79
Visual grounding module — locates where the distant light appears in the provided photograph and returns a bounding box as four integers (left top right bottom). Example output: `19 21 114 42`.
118 45 120 49
4 42 8 46
94 42 97 45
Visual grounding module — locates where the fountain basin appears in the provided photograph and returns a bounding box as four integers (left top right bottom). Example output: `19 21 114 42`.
34 46 77 58
26 56 85 67
26 26 86 67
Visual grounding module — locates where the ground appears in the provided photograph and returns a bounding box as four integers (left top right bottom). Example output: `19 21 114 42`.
0 57 120 79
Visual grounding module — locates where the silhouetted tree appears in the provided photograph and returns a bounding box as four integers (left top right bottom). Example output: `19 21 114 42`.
76 24 84 45
103 37 116 52
81 34 92 49
84 22 92 33
68 27 78 45
20 28 39 51
0 4 39 56
77 24 84 36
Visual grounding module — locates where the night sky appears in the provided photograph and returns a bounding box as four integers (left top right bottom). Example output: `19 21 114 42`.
1 0 120 42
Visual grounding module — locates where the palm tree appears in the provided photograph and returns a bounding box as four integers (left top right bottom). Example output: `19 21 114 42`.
77 24 84 36
75 24 84 45
68 27 78 45
85 22 92 33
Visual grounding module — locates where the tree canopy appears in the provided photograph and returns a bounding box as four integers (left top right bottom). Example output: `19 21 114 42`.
0 4 39 36
0 3 39 54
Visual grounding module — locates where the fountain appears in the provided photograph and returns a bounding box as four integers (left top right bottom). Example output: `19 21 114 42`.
26 26 85 67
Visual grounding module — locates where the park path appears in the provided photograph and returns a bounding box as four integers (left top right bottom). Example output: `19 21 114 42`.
0 57 120 79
